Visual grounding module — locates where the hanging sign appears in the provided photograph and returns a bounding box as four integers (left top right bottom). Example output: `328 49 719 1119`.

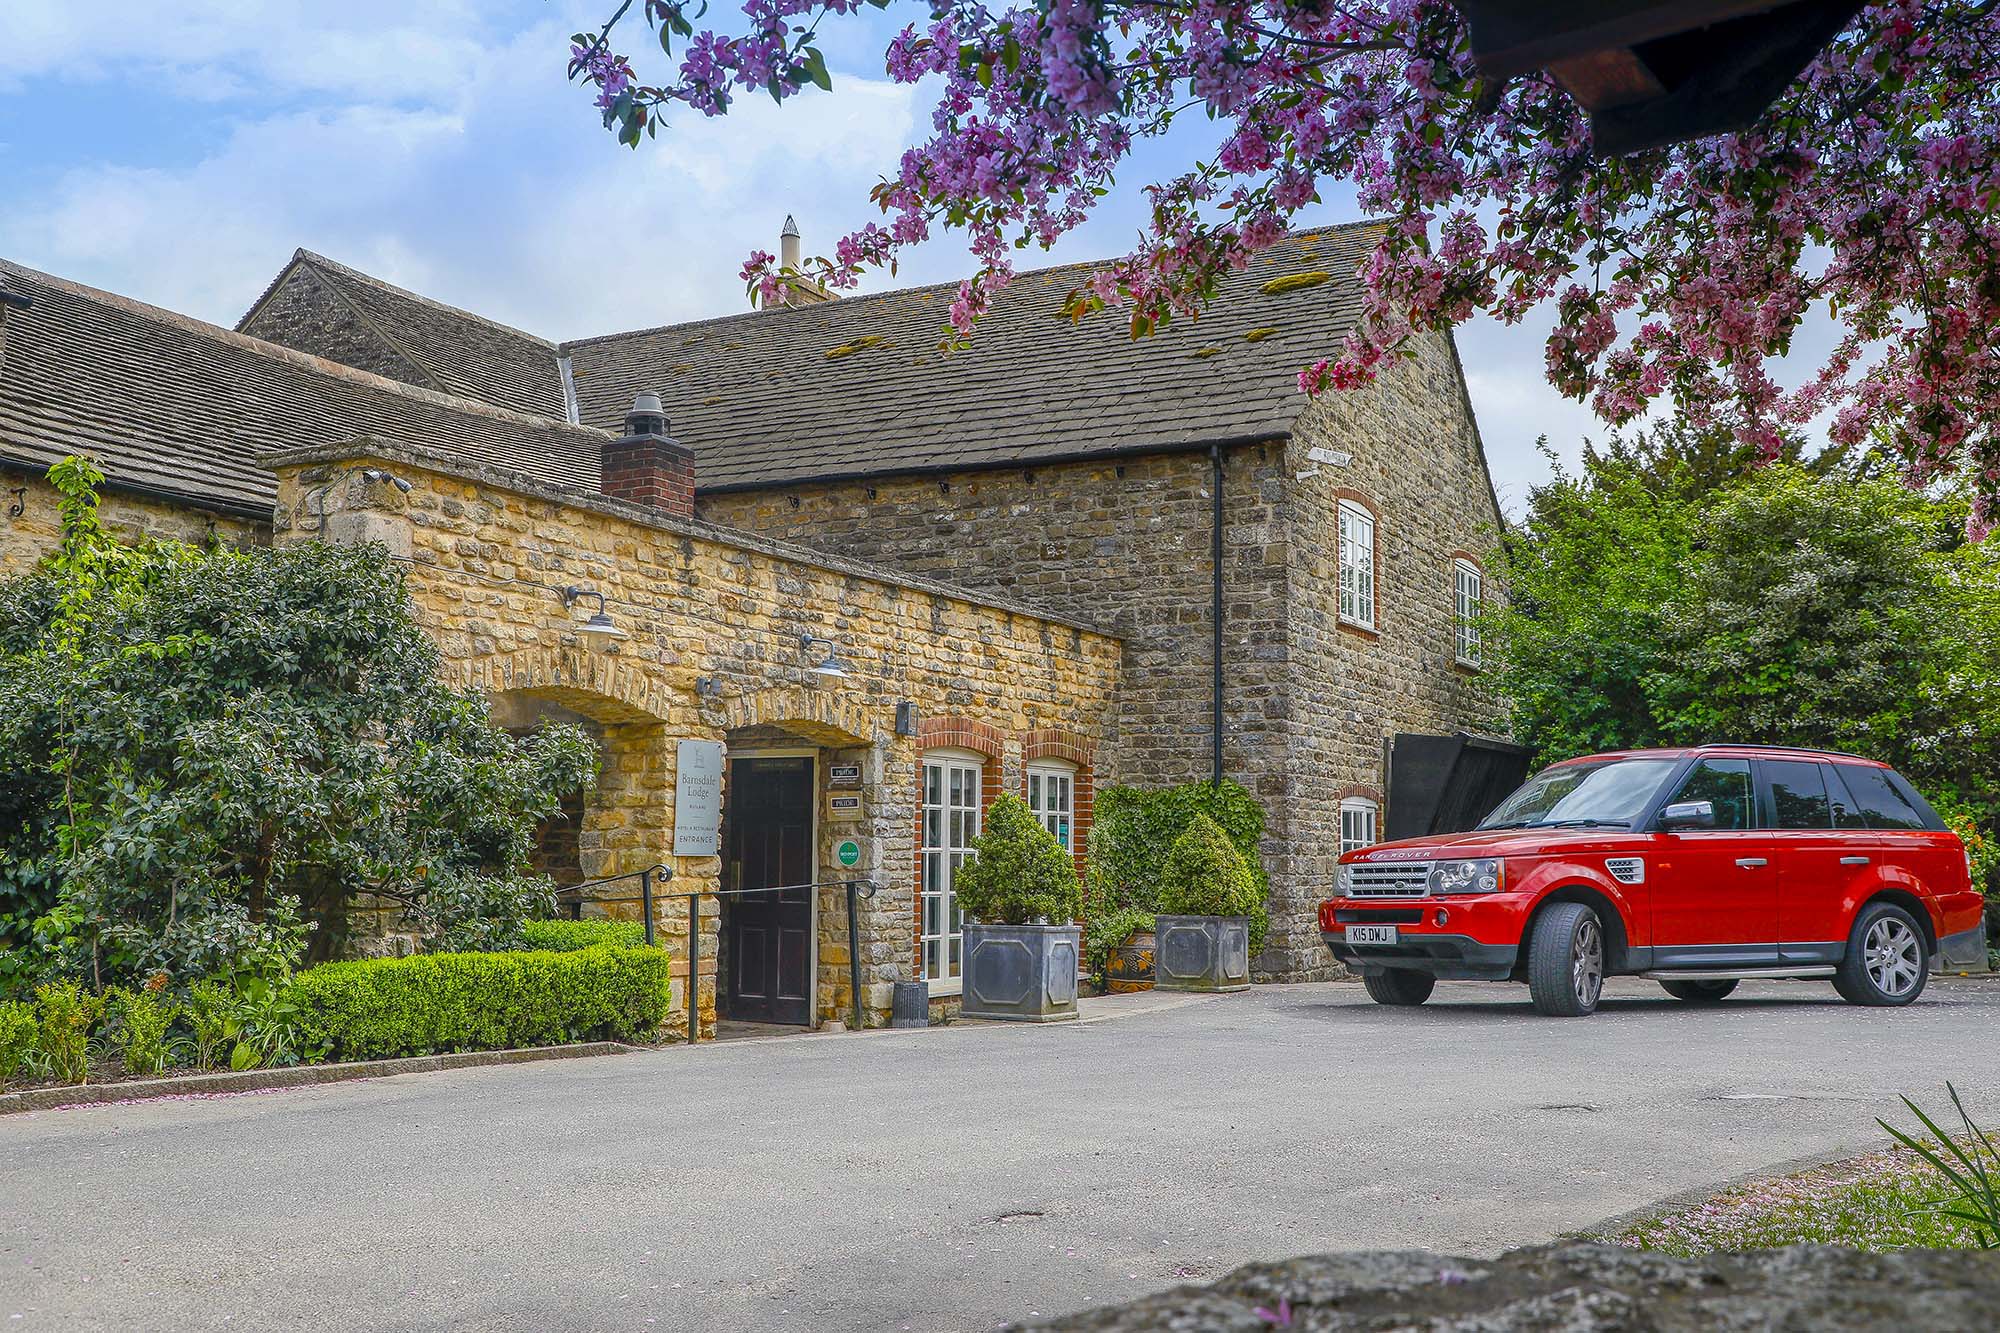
672 740 725 857
829 764 863 788
836 840 862 868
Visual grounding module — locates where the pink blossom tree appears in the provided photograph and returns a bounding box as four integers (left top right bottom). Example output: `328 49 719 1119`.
569 2 2000 532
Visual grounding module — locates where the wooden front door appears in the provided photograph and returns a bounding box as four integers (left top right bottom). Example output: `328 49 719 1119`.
722 756 814 1025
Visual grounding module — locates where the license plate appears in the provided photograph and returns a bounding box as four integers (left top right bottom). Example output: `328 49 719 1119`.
1346 925 1398 945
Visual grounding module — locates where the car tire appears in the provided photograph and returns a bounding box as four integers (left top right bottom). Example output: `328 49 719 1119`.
1362 969 1436 1006
1528 901 1605 1017
1659 979 1738 1003
1834 901 1929 1007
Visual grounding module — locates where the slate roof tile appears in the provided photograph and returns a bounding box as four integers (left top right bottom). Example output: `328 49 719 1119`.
0 258 604 514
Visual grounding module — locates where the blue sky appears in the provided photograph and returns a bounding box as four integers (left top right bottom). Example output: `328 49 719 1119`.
0 1 1607 509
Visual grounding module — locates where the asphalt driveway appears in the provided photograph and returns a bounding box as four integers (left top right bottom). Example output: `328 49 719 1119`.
6 976 1999 1332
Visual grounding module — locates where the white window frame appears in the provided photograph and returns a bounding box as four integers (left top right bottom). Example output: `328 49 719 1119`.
920 748 985 995
1453 558 1483 668
1338 500 1377 630
1339 797 1380 854
1026 761 1077 852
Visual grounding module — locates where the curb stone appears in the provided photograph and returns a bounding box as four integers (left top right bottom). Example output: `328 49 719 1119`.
0 1041 640 1115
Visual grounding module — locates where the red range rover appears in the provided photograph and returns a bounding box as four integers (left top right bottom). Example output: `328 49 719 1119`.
1321 745 1988 1016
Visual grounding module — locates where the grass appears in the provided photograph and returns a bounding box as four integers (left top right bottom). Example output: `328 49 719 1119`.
1604 1143 1992 1255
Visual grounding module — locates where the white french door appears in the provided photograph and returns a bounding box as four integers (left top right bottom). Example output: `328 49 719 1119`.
921 755 982 987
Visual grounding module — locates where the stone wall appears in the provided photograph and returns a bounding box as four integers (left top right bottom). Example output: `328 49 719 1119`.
238 266 431 388
264 438 1123 1032
694 329 1506 981
0 464 269 578
1270 330 1508 977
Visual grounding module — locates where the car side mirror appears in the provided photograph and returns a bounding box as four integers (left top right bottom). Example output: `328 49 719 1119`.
1660 800 1716 831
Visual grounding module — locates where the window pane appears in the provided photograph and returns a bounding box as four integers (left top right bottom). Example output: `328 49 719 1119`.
1667 760 1753 830
1766 761 1831 830
924 890 940 935
926 766 940 805
1839 765 1926 830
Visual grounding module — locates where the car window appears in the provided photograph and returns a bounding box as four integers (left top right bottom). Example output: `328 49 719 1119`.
1883 770 1950 832
1664 759 1753 830
1764 760 1831 829
1478 758 1679 829
1824 764 1868 829
1837 765 1928 830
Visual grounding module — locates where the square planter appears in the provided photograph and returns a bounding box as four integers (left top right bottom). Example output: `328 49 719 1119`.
961 922 1081 1022
1154 915 1251 992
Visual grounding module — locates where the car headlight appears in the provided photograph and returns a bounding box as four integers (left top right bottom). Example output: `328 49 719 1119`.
1428 859 1503 895
1336 864 1354 896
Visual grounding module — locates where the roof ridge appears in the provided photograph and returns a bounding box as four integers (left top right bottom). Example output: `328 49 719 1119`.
558 218 1389 353
295 249 562 351
0 256 610 441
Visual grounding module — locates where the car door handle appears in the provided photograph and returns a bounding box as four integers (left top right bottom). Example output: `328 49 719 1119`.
1840 856 1870 866
1735 857 1768 868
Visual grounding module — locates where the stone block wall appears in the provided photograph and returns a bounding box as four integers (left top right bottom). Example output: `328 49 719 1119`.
0 464 268 578
238 266 432 389
264 438 1123 1031
695 328 1507 981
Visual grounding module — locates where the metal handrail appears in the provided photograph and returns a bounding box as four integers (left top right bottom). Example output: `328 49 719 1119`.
555 863 673 945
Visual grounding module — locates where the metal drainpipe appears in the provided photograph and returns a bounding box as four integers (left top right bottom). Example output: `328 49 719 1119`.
1210 442 1225 788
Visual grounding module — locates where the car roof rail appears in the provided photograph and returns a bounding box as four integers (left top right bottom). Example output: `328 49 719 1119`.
1693 742 1879 763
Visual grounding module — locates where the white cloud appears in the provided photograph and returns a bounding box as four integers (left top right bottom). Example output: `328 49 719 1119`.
0 18 918 340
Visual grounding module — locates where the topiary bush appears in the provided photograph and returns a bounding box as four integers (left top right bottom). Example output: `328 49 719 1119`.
1081 779 1272 979
291 945 671 1061
952 793 1082 926
1156 814 1264 921
519 918 648 952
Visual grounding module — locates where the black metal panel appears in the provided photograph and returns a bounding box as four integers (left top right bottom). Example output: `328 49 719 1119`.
1386 733 1534 840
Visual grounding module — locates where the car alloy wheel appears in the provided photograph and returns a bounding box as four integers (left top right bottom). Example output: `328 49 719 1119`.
1571 914 1603 1010
1864 915 1923 998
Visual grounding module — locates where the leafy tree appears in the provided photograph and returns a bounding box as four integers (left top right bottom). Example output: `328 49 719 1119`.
1488 458 2000 834
952 792 1082 925
0 458 598 992
569 3 2000 530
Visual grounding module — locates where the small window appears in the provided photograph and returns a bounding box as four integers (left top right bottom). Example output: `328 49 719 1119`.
1452 559 1482 666
1339 797 1379 852
1763 760 1832 830
1837 765 1927 831
1338 501 1376 629
1026 762 1076 850
1665 759 1753 830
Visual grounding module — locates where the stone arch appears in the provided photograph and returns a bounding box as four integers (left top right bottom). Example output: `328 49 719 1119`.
721 685 873 747
459 647 674 724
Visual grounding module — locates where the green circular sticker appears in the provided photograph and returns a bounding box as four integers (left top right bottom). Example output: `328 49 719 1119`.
836 840 861 868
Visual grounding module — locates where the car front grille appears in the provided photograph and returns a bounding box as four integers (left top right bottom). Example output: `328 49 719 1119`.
1346 862 1432 898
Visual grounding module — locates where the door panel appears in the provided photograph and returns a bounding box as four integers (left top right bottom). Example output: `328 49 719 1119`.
723 757 814 1025
1648 758 1779 955
1760 759 1866 955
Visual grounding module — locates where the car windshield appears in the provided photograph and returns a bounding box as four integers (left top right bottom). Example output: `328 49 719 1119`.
1478 758 1680 830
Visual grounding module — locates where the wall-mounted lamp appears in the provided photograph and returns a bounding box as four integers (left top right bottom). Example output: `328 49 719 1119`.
895 702 918 736
562 586 630 642
801 633 852 680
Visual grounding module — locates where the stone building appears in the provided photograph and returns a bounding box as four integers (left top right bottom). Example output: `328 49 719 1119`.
0 217 1508 1012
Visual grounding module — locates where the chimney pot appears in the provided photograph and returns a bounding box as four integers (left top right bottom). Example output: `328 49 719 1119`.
780 215 802 272
604 390 693 518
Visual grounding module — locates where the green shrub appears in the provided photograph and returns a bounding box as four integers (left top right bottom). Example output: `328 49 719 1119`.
0 1000 35 1083
185 980 232 1071
520 918 648 951
292 945 671 1061
34 980 102 1084
1157 815 1264 920
952 794 1083 926
1081 779 1272 977
105 985 179 1076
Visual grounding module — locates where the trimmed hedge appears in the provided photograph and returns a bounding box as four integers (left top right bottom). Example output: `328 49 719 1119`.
520 918 648 951
293 945 671 1061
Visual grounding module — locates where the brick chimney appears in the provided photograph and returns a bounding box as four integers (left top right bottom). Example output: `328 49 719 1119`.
601 391 695 517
